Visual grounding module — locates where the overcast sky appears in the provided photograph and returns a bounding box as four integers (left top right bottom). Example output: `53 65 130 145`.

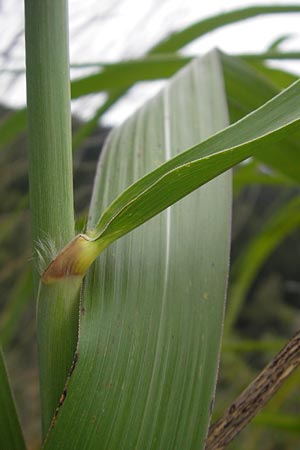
0 0 300 124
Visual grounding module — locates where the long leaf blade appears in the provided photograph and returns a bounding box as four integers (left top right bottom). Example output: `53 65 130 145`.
148 5 300 53
86 67 300 247
44 50 231 450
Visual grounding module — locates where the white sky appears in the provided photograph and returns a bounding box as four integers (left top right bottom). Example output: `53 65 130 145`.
0 0 300 125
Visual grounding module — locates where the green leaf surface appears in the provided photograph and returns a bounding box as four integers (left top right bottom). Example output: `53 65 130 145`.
85 64 300 247
71 54 300 186
44 50 231 450
3 54 299 191
247 61 298 90
44 47 300 450
0 349 26 450
222 54 279 123
225 196 300 336
221 54 300 183
45 53 300 275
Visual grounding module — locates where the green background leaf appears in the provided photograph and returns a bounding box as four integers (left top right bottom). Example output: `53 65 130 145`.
225 196 300 336
0 349 26 450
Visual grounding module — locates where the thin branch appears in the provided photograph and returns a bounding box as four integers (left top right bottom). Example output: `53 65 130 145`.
206 330 300 449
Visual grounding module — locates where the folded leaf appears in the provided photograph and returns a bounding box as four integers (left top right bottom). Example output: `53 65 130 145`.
86 67 300 247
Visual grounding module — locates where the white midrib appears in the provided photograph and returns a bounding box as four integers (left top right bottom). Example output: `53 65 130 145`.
135 85 172 446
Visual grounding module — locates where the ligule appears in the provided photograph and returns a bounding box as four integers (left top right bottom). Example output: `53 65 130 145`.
42 234 104 284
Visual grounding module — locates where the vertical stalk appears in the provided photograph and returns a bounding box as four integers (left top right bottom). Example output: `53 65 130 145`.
25 0 74 252
24 0 79 437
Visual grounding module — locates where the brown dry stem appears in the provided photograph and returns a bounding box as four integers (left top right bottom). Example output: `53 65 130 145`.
206 330 300 449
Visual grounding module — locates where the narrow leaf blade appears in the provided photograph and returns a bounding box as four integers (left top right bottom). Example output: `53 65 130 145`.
88 69 300 246
149 5 300 54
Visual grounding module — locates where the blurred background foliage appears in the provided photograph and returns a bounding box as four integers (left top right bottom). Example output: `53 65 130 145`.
1 1 300 449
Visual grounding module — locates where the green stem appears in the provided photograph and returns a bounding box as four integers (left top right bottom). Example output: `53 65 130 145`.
24 0 78 437
25 0 74 256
